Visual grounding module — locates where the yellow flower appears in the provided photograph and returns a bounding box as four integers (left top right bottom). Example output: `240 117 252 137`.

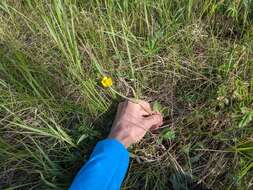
101 76 113 87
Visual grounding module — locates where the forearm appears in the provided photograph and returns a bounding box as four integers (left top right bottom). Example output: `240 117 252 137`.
69 139 129 190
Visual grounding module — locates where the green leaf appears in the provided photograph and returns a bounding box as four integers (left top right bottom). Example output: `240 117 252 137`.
158 128 176 144
152 101 170 117
77 134 88 145
239 111 253 128
153 101 162 112
162 128 176 140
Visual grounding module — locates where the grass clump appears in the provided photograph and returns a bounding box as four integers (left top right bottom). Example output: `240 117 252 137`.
0 0 253 189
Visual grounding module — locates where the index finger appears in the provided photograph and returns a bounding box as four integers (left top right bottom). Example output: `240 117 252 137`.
136 100 152 114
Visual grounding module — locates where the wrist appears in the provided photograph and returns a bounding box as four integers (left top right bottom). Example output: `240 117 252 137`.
108 133 131 148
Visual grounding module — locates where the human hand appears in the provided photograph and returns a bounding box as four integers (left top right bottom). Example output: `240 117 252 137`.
108 100 163 148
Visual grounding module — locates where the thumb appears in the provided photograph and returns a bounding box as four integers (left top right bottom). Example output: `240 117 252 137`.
143 113 163 129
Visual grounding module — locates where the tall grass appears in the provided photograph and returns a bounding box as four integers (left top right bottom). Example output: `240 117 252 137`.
0 0 253 189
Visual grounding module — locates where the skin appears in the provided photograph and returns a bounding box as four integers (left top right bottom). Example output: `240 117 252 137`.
108 100 163 148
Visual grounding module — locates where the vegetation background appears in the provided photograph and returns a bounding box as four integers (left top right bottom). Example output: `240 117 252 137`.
0 0 253 189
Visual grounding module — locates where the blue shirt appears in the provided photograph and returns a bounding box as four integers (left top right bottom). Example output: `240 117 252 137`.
70 139 129 190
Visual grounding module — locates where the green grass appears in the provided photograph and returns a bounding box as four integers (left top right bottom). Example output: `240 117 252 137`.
0 0 253 189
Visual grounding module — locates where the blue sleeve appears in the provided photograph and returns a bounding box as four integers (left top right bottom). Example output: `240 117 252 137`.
69 139 129 190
